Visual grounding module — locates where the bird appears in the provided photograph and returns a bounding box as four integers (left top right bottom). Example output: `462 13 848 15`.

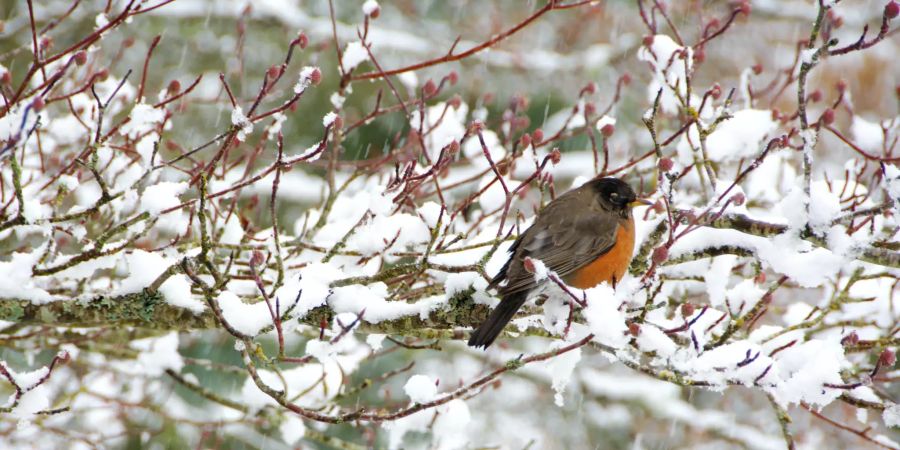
467 177 650 349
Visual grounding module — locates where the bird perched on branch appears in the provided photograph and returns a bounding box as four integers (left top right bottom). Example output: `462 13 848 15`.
468 177 650 348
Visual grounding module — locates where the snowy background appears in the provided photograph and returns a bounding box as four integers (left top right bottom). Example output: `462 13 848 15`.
0 0 899 448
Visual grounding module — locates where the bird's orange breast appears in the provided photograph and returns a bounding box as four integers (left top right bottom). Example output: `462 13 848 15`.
565 220 635 289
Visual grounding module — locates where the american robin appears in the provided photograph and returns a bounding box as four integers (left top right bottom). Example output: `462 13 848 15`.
468 177 650 349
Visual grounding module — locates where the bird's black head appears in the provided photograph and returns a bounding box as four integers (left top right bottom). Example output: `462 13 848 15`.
590 177 639 211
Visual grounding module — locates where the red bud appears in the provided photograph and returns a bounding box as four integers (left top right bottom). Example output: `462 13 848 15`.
250 251 265 267
886 1 899 19
448 70 458 86
532 128 544 143
600 123 615 138
658 157 674 172
809 89 823 103
681 303 695 317
836 79 848 93
549 148 561 165
821 109 835 125
523 257 536 274
628 322 641 336
423 79 437 97
880 348 896 367
168 79 181 94
74 50 87 66
309 67 322 85
267 65 281 80
651 246 668 264
296 32 309 49
519 133 532 149
841 331 859 347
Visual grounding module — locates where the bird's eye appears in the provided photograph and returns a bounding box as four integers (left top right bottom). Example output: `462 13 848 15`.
609 192 619 200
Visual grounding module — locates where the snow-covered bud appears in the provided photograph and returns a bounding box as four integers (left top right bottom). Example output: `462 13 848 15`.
363 0 381 18
74 50 88 66
880 348 896 367
885 1 899 19
532 128 544 143
600 123 615 138
448 94 462 110
658 157 674 172
549 148 561 165
651 246 668 264
681 303 695 317
423 79 437 97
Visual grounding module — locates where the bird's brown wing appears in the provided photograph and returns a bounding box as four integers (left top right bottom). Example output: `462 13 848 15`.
491 190 619 296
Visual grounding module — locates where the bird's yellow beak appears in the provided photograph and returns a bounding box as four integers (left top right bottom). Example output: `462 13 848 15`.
629 198 654 208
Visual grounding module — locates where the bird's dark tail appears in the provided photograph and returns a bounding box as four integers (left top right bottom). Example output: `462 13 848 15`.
468 291 528 349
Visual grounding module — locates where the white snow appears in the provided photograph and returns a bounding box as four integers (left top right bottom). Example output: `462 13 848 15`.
341 41 370 71
139 181 188 215
230 106 253 141
362 0 380 15
404 374 438 403
120 103 166 139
